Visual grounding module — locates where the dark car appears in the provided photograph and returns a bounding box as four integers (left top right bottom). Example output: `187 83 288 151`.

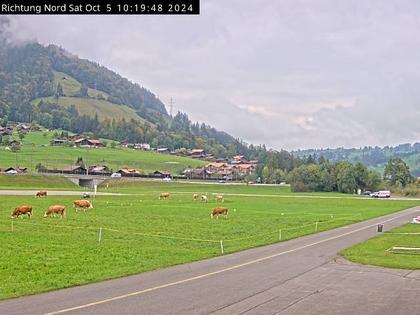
361 191 372 196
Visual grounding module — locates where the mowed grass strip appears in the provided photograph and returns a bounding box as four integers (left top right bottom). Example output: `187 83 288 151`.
340 223 420 269
0 174 80 190
0 189 418 300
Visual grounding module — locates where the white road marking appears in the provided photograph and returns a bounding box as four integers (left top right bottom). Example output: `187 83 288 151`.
44 209 417 315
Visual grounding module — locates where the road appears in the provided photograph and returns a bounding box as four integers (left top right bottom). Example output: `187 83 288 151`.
1 206 420 315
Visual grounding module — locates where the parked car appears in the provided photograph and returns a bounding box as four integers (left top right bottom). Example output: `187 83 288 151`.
370 190 391 198
362 191 372 196
162 177 172 182
110 172 122 178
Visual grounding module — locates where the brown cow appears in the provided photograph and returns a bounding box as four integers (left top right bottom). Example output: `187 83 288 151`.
211 207 228 219
215 195 224 202
11 205 33 219
44 205 65 218
73 200 93 212
193 193 200 201
159 192 170 200
36 191 47 197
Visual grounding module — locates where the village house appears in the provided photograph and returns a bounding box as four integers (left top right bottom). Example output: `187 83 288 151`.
151 170 171 178
205 162 227 172
134 143 151 150
88 165 110 175
61 165 87 175
0 127 13 136
73 138 105 148
50 139 67 146
117 168 141 177
188 149 206 159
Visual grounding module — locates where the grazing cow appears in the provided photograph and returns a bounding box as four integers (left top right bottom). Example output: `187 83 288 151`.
36 191 47 197
201 195 208 202
211 207 228 219
44 205 65 218
73 200 93 212
215 195 224 202
193 193 199 201
159 192 170 200
11 205 32 219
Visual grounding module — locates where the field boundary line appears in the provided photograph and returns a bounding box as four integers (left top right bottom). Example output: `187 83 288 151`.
102 227 219 243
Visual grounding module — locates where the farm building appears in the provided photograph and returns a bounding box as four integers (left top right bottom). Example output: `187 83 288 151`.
189 149 206 158
151 170 171 178
50 139 67 146
73 138 105 148
88 165 111 175
134 143 151 150
117 168 141 177
1 167 28 174
157 148 169 154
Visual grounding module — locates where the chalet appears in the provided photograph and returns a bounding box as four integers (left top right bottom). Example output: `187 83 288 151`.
216 169 232 180
234 164 256 174
73 138 105 148
134 143 151 150
189 149 206 159
0 127 12 136
88 165 110 175
68 134 82 141
151 170 171 178
205 162 227 172
117 168 141 177
16 124 31 132
61 165 87 174
232 155 249 164
192 168 212 179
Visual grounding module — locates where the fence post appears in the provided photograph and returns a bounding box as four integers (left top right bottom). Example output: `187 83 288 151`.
315 222 318 232
279 229 282 241
98 227 102 243
220 240 224 254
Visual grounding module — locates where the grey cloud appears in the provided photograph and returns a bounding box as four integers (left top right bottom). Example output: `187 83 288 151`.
7 0 420 149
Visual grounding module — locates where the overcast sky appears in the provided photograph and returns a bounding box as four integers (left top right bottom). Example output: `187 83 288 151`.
6 0 420 150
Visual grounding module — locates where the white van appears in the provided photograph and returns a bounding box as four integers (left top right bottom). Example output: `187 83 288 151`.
377 190 391 198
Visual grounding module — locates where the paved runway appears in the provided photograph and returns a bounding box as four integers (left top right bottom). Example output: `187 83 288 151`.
1 206 420 315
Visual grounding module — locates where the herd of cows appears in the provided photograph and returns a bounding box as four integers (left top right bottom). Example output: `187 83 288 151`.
10 191 93 219
9 191 229 220
160 192 229 219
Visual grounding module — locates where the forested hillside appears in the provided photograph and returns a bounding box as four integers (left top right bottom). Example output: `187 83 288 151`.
294 144 420 176
0 39 250 158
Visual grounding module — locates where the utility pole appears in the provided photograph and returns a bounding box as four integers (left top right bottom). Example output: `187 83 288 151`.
169 97 174 117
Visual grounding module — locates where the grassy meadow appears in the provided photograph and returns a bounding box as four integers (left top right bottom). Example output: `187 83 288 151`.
0 180 419 299
0 131 205 174
341 223 420 269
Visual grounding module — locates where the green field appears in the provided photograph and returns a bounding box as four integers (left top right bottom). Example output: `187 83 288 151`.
341 223 420 269
0 174 79 190
32 71 147 123
0 131 205 174
0 181 418 299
